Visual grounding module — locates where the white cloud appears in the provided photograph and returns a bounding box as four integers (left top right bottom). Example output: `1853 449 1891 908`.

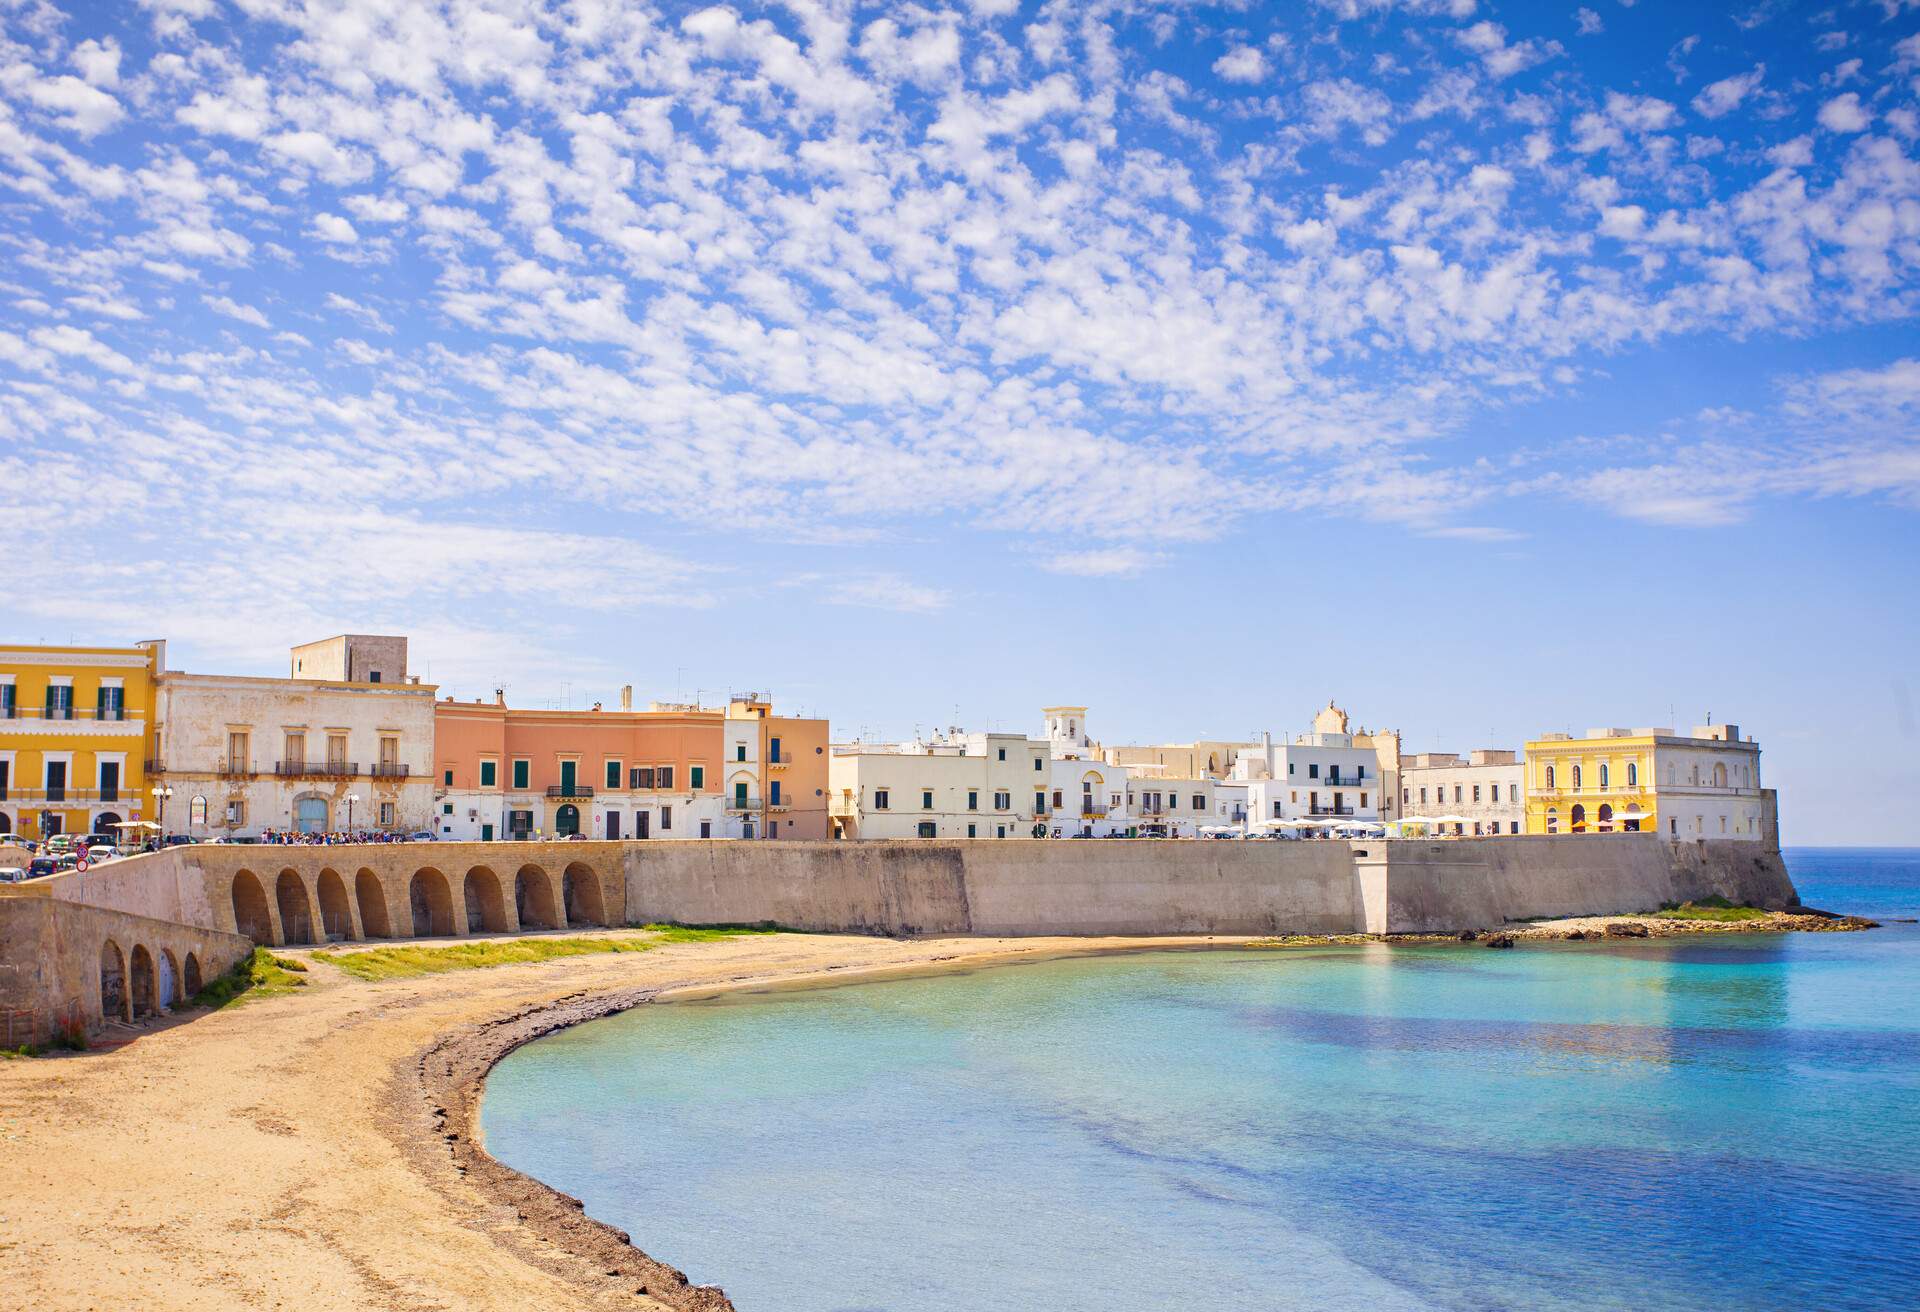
1574 8 1603 35
1041 548 1158 577
1816 93 1870 133
17 73 124 136
1212 46 1268 83
309 213 360 244
202 294 270 328
1691 66 1764 119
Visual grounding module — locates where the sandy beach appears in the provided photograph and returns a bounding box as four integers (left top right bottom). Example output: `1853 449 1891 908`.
0 930 1246 1312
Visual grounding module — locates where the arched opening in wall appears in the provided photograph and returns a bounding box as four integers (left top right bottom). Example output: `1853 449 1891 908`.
231 870 272 943
1597 803 1614 833
1713 762 1728 787
1544 765 1554 789
464 866 508 934
1627 762 1638 788
158 948 179 1010
563 863 605 927
275 870 315 945
1545 808 1559 834
1598 764 1609 790
316 868 355 941
409 868 455 938
0 811 10 836
129 945 155 1019
1622 805 1644 833
555 803 581 837
295 794 329 834
96 811 123 832
183 953 203 998
1571 764 1582 790
1570 803 1587 834
100 939 127 1022
355 869 392 938
515 865 557 930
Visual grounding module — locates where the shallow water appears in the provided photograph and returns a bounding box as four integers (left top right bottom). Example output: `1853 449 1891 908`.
482 848 1920 1311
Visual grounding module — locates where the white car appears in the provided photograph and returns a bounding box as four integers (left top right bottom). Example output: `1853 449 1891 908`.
407 831 437 842
0 866 27 884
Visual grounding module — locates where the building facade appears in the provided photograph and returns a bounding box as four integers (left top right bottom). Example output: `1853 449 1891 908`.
1399 750 1525 835
1042 706 1132 836
0 641 164 840
152 637 438 838
433 690 828 843
829 731 1052 839
1233 722 1384 824
1523 724 1767 840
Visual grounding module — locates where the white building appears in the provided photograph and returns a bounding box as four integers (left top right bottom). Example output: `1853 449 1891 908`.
1040 705 1132 836
1122 769 1221 838
829 730 1052 839
1399 750 1525 835
153 636 438 838
1233 726 1383 824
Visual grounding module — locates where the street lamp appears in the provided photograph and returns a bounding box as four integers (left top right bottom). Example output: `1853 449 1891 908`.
151 784 174 846
345 792 361 835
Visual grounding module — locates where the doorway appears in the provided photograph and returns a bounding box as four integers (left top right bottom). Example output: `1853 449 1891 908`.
606 811 621 841
555 803 580 837
635 810 650 839
296 797 328 833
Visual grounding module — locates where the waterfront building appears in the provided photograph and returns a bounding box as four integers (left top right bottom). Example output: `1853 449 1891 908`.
829 730 1051 839
1399 750 1524 835
1523 724 1767 840
1041 706 1131 837
434 689 827 842
1124 769 1224 837
0 640 164 840
1232 714 1383 824
151 636 437 838
1102 738 1254 780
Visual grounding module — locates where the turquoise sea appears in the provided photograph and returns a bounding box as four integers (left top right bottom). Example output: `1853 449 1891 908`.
481 849 1920 1311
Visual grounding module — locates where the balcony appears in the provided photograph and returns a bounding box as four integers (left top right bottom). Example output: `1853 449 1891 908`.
12 789 107 804
276 760 358 779
1312 776 1366 788
546 784 595 799
0 707 134 722
727 795 763 811
370 762 411 779
1309 805 1358 817
768 752 792 769
217 760 256 778
1080 801 1105 817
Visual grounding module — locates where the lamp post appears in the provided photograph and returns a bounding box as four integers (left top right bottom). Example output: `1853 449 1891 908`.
345 792 361 835
151 784 173 847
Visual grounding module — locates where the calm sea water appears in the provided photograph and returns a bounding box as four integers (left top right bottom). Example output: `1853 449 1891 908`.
482 848 1920 1312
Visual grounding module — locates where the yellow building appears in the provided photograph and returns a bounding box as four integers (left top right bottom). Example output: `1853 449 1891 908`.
0 640 165 842
1524 724 1767 841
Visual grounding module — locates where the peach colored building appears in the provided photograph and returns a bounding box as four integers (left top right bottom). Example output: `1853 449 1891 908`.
432 690 829 842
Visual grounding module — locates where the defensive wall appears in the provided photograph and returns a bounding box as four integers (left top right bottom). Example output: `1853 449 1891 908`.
0 833 1798 1039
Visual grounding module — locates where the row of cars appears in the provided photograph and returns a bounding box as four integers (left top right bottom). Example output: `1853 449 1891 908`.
0 832 134 883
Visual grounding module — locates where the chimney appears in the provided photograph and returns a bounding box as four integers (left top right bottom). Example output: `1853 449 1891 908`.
494 688 505 706
621 684 633 711
592 701 603 712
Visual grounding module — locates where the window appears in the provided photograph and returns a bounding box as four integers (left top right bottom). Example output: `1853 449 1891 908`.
660 806 672 830
1472 784 1481 803
284 731 306 766
770 736 782 763
1571 764 1582 789
1035 791 1047 814
996 825 1006 838
379 801 394 825
658 766 674 790
96 684 124 721
967 823 977 838
1419 787 1427 804
994 791 1010 810
1053 790 1063 808
736 744 747 762
443 769 454 787
690 765 704 790
1545 765 1555 789
1627 762 1638 787
327 733 347 768
442 802 453 815
1272 801 1283 819
770 780 782 806
1192 794 1204 810
1599 763 1610 789
1402 788 1410 806
480 760 497 787
607 760 623 789
918 821 937 839
226 800 246 826
967 790 978 810
0 683 13 718
630 766 655 789
997 747 1007 761
1510 822 1519 834
700 820 713 838
1034 757 1043 771
875 789 890 810
1309 763 1320 779
923 790 934 809
45 683 72 720
1453 785 1462 803
1546 808 1559 834
190 795 207 826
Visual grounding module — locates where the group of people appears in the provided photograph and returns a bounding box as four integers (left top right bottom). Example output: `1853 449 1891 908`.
254 828 421 846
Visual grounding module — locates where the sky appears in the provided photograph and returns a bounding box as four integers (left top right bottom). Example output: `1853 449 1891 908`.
1 0 1917 843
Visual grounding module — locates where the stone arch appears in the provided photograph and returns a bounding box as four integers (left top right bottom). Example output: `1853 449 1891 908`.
1598 803 1614 832
100 939 127 1022
463 865 509 934
231 869 273 943
1713 762 1728 787
1570 803 1587 833
355 869 393 938
409 868 456 938
515 864 558 930
563 862 606 927
183 953 203 998
554 802 581 837
275 869 317 945
0 810 11 835
96 810 123 833
316 867 356 941
129 944 156 1019
158 948 179 1010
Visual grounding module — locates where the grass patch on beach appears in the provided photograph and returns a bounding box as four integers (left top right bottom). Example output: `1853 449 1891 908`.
640 922 784 943
312 936 657 981
189 948 310 1008
1654 896 1770 923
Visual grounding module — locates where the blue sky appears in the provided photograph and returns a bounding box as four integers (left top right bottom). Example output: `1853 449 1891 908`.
2 0 1917 842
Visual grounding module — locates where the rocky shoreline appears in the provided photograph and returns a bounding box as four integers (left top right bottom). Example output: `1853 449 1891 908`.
1250 907 1878 951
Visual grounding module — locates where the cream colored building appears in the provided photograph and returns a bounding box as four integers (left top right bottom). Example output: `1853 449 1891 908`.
1041 707 1131 837
830 731 1052 839
1400 750 1524 835
153 636 437 837
1102 739 1253 780
1124 769 1221 837
1525 724 1767 840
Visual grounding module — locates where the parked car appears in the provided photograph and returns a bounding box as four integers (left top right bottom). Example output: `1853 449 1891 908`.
27 857 58 878
407 830 437 842
0 866 27 883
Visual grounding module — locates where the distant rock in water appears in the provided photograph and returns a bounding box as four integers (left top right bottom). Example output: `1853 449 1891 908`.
1604 923 1651 938
1483 933 1515 949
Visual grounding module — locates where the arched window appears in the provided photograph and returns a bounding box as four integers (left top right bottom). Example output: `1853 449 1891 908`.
1599 763 1609 789
1713 763 1728 787
1571 764 1582 790
190 794 208 826
1545 765 1555 789
1545 808 1559 834
1626 762 1638 788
